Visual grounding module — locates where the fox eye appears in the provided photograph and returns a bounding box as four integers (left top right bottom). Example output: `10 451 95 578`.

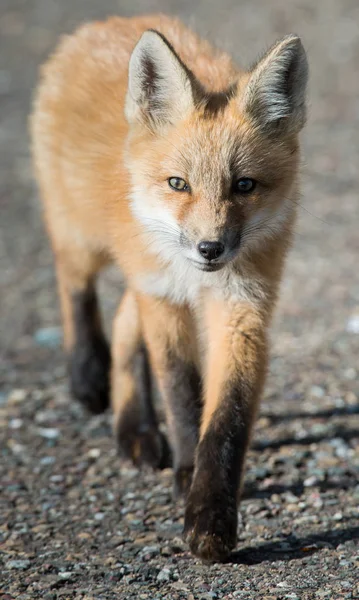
233 177 256 194
168 177 189 192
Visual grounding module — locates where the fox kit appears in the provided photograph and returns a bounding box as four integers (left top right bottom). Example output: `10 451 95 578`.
31 14 308 561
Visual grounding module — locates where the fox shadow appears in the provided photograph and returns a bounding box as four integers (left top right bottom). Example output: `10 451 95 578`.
253 401 359 453
229 524 359 565
260 402 359 425
242 403 358 496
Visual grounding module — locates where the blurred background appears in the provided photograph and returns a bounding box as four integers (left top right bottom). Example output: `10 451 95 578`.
1 0 359 381
0 1 358 597
1 0 359 383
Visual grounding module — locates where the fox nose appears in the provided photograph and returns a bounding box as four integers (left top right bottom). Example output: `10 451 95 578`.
198 240 225 261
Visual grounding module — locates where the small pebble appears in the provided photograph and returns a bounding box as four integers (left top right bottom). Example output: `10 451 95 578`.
141 545 160 559
40 456 56 465
340 581 353 589
94 512 105 521
310 385 325 398
58 571 72 580
346 315 359 334
37 427 60 440
157 568 172 582
9 418 23 429
34 326 62 348
35 409 58 424
7 389 27 404
304 475 319 487
88 448 101 459
5 560 31 570
343 367 357 380
170 537 186 552
9 441 26 454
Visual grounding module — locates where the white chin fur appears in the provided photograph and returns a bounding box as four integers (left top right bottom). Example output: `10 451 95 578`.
129 188 291 305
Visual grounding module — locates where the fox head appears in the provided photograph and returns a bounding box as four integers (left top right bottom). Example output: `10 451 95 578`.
125 30 308 272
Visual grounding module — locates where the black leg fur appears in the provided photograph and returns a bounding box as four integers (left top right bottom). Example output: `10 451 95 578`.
69 285 110 414
116 345 172 469
159 353 202 497
184 381 252 562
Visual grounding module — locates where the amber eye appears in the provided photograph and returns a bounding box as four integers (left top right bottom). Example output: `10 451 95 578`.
233 177 256 194
168 177 189 192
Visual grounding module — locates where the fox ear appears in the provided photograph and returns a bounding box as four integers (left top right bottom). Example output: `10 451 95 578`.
241 35 308 134
125 30 195 128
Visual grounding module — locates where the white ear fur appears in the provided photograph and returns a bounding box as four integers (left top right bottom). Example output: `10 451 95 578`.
242 35 308 133
125 30 195 127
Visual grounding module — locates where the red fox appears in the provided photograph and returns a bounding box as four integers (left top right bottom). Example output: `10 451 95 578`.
30 14 308 562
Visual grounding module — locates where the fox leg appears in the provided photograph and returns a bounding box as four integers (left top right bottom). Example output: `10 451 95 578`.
112 290 171 469
55 248 111 414
184 300 267 562
137 294 202 496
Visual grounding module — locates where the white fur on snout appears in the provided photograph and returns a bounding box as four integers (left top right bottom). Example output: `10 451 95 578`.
129 188 275 306
240 199 294 257
130 186 181 246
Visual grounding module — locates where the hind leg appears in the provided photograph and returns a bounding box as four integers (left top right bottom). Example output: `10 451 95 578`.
56 248 111 414
112 290 171 469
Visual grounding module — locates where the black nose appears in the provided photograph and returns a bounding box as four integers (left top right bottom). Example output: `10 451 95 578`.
198 240 225 261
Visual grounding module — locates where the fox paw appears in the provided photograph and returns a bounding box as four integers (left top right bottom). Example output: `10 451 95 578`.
183 494 237 562
117 421 172 470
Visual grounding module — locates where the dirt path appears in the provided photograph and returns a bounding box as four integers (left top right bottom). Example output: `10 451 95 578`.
1 1 358 598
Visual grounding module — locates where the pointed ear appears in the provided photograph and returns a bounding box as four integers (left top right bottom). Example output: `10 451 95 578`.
241 35 308 134
125 30 196 128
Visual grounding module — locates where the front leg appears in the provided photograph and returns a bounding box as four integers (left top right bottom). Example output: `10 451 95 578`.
137 294 202 497
184 300 268 562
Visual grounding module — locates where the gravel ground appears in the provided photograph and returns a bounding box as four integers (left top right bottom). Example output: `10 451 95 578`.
1 1 359 598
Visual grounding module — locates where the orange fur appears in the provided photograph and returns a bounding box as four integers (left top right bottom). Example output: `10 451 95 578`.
111 290 142 422
31 14 298 289
201 298 267 435
30 14 307 561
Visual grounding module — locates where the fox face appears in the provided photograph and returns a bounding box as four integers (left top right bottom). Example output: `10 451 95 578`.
125 31 308 274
